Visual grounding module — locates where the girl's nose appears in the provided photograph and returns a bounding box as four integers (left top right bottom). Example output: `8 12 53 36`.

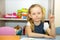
36 15 38 17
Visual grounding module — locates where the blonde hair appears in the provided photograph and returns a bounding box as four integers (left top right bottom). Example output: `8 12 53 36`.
27 4 45 31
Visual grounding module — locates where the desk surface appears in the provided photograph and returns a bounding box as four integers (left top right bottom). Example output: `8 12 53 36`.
20 35 60 40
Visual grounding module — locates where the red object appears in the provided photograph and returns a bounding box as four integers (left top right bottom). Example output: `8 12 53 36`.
17 16 22 18
4 13 17 18
13 12 16 16
23 26 26 35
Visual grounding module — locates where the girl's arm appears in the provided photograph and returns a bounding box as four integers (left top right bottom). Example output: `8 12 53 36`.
46 27 55 38
47 14 56 38
50 23 56 37
25 26 53 38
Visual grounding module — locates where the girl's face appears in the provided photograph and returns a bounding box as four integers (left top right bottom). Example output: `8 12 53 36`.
29 6 43 22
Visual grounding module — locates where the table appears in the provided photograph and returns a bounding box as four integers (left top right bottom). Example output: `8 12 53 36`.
20 35 60 40
0 35 20 40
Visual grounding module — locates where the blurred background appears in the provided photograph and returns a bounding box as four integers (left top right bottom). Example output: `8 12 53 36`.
0 0 60 35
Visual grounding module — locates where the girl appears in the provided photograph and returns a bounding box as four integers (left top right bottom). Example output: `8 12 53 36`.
26 4 55 38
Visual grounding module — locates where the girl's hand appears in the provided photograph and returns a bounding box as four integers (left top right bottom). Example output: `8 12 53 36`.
47 36 54 38
48 14 54 24
44 35 54 38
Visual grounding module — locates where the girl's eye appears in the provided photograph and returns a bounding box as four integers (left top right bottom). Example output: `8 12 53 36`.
38 12 40 14
32 13 35 15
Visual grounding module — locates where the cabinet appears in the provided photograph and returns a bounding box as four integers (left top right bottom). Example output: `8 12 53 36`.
0 0 5 26
0 0 54 27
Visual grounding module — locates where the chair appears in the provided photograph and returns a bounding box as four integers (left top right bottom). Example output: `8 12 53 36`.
0 26 20 40
0 27 16 35
56 27 60 35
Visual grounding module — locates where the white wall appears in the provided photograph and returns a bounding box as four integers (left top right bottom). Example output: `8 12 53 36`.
5 0 50 27
0 0 60 27
5 0 49 19
55 0 60 27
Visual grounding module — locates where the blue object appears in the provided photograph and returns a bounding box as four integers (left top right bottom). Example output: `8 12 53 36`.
23 16 27 19
16 29 22 35
56 27 60 34
34 22 45 34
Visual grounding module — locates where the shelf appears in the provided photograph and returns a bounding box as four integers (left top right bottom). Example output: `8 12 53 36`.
0 18 49 21
0 18 27 21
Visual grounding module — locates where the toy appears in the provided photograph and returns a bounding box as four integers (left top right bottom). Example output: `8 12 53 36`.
4 13 17 18
14 25 22 35
17 10 22 18
21 8 28 19
17 8 28 19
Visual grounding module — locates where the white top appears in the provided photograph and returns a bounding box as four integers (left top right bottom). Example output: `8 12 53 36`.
26 22 49 31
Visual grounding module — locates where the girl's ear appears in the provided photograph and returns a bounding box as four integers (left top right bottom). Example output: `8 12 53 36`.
28 14 32 18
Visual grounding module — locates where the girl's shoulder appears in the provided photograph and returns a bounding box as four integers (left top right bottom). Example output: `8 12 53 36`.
44 22 49 31
26 21 31 26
